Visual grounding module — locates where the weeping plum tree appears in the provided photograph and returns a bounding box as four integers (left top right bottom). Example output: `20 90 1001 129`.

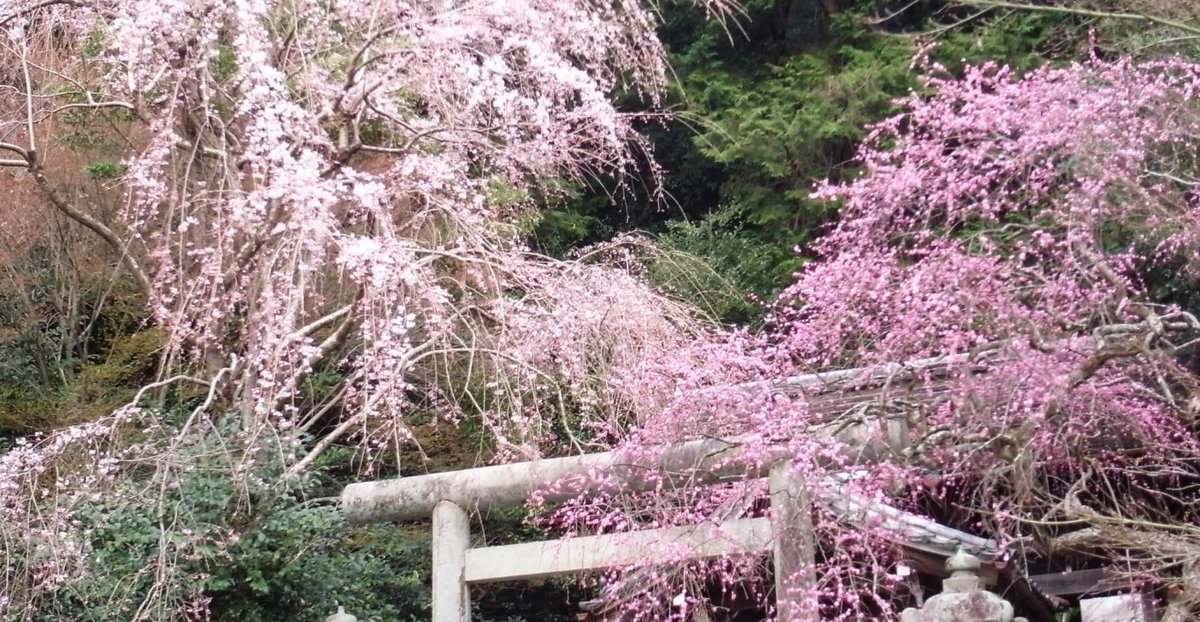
0 0 733 619
552 54 1200 619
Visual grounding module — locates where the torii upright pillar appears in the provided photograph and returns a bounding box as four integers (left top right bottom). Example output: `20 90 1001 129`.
770 460 818 622
432 500 471 622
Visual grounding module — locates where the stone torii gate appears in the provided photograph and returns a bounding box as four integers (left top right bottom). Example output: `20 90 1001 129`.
343 439 814 622
340 437 1005 622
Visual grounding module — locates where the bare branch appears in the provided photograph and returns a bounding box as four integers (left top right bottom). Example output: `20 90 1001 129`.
49 100 136 116
957 0 1200 37
29 166 152 296
287 305 353 342
0 142 29 159
286 412 367 477
19 31 35 157
0 0 87 29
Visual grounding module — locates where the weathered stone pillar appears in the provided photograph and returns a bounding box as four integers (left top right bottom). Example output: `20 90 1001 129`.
324 606 357 622
900 549 1026 622
432 500 471 622
770 460 818 622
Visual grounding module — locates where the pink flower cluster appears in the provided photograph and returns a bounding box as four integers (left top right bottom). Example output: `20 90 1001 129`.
555 54 1200 619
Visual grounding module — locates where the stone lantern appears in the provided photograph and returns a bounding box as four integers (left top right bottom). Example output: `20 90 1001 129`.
900 549 1027 622
325 606 357 622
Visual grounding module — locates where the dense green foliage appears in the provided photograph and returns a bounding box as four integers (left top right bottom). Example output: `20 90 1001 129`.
532 1 1071 324
23 418 427 622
